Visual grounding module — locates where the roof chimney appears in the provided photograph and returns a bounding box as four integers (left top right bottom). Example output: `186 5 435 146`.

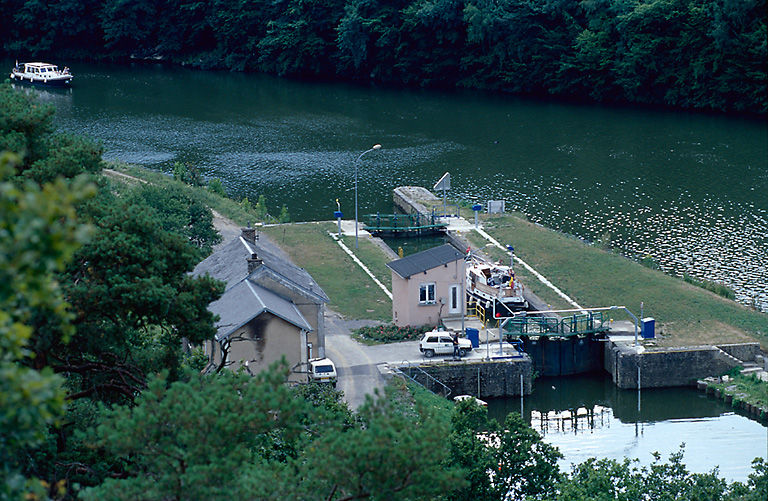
247 253 263 274
242 226 257 244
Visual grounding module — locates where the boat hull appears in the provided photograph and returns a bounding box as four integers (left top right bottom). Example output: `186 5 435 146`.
467 288 528 318
10 72 72 87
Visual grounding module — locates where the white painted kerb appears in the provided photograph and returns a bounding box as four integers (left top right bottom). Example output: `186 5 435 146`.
328 232 393 300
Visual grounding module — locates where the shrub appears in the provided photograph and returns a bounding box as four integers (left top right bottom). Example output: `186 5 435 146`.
207 178 227 197
683 274 736 300
355 324 433 343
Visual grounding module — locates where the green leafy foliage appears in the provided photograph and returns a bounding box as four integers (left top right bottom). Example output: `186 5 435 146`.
0 84 103 183
0 151 93 498
1 0 765 112
546 447 738 501
271 379 465 500
171 161 202 186
207 177 226 196
127 182 222 257
448 400 562 500
355 323 433 342
80 363 303 500
79 369 463 501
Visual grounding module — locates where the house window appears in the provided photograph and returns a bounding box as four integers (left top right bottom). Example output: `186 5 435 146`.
419 283 436 304
449 284 461 313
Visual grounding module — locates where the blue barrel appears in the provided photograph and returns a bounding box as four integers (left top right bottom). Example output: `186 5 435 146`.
466 328 480 348
641 318 655 339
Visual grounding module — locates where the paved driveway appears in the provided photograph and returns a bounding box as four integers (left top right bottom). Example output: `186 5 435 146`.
323 311 515 409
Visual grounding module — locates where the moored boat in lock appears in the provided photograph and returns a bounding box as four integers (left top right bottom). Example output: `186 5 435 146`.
466 255 528 318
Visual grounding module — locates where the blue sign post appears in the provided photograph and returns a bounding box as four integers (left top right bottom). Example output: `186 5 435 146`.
334 210 343 238
472 203 482 228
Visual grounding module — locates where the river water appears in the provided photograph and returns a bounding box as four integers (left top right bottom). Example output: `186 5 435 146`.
10 61 767 311
487 373 766 483
7 60 766 482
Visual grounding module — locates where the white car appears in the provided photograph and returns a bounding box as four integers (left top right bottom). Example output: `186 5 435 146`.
308 358 337 386
419 331 472 358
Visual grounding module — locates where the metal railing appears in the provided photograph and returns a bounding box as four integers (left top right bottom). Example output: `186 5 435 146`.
504 311 610 338
362 212 447 235
393 361 452 398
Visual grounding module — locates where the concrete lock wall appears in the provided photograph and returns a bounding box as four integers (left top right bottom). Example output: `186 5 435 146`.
717 342 760 363
606 344 736 389
409 358 533 398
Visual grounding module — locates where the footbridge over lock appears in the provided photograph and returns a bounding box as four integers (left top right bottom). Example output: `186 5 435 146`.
480 309 620 377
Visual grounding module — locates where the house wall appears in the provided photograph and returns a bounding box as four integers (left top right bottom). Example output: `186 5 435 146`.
252 273 323 358
392 258 465 327
208 312 308 382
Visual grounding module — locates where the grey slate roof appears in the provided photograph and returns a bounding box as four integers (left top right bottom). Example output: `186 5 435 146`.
209 279 312 341
387 244 464 279
192 235 328 303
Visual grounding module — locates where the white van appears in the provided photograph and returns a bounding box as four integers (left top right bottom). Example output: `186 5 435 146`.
419 330 472 358
308 358 337 386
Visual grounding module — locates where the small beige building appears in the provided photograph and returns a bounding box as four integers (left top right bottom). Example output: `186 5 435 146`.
192 228 328 380
387 244 466 327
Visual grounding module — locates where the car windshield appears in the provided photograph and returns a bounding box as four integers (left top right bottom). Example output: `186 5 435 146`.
314 365 334 373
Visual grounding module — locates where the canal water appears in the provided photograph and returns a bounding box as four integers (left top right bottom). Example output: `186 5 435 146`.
6 60 766 482
8 60 766 311
486 373 766 483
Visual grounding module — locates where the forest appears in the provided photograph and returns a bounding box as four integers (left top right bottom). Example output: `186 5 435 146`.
0 0 765 114
2 81 768 499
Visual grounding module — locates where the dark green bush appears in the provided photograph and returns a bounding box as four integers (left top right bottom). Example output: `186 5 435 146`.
355 324 433 343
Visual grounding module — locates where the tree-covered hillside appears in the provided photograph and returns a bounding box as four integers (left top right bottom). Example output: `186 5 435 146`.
1 0 765 114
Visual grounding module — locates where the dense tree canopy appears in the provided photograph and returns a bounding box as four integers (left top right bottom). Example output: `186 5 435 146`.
2 82 767 499
0 151 93 499
1 0 765 113
1 83 225 496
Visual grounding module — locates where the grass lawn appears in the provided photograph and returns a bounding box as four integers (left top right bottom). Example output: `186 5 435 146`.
261 223 392 322
339 235 393 291
477 212 768 349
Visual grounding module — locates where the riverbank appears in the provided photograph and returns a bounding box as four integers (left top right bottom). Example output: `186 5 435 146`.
698 372 768 421
104 163 768 351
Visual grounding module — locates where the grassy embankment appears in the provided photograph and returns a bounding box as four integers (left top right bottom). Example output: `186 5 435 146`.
412 196 768 351
105 164 768 350
105 162 259 225
705 372 768 420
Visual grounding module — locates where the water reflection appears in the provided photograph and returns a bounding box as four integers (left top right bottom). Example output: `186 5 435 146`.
487 373 767 482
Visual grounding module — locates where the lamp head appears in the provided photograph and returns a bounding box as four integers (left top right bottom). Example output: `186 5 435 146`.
372 144 382 150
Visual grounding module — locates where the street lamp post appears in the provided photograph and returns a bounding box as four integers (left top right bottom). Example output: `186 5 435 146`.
355 144 381 249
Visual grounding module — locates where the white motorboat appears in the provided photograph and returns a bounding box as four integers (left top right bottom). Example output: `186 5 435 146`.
10 61 73 86
466 256 528 318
